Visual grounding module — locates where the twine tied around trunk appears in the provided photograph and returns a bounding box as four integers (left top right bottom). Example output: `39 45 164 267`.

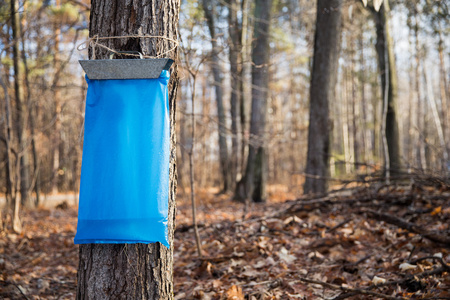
77 34 179 59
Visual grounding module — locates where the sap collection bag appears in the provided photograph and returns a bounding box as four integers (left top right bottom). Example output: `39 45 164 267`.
74 70 170 248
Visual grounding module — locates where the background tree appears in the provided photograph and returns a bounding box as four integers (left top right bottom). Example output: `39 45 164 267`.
369 0 402 176
76 0 180 298
202 0 233 193
235 0 273 203
303 0 343 194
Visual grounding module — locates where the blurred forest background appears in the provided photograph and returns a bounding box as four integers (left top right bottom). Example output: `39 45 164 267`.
0 0 449 222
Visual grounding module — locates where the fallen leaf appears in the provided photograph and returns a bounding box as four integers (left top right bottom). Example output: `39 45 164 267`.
431 206 442 216
399 263 417 271
278 247 297 264
372 276 386 285
224 285 244 300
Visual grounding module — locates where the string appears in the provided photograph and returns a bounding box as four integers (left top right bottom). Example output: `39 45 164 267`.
77 34 179 59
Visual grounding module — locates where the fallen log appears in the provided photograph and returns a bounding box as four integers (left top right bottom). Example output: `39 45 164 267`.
362 209 450 246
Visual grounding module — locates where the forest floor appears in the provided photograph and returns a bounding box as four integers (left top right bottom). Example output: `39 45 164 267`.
0 177 449 300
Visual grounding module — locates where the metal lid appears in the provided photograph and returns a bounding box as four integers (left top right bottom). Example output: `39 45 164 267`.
79 58 174 80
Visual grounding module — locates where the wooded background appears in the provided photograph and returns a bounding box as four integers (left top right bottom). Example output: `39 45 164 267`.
0 0 449 213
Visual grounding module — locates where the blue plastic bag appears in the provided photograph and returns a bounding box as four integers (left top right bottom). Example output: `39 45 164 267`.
74 70 170 248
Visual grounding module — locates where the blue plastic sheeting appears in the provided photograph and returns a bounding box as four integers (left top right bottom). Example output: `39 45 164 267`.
74 70 171 248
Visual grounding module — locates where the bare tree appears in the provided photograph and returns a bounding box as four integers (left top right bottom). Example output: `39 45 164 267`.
370 0 402 175
303 0 343 194
235 0 273 203
202 0 233 193
10 0 31 211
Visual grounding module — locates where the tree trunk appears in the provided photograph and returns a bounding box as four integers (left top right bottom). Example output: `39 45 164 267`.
10 0 28 231
76 0 180 299
303 0 343 194
52 0 62 195
235 0 272 203
11 0 30 212
0 64 18 231
20 19 41 207
372 2 402 175
227 0 242 191
437 35 449 162
202 0 232 193
240 0 250 175
412 11 426 170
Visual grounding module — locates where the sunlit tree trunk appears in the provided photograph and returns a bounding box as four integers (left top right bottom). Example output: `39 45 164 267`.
303 0 343 194
76 0 179 298
240 0 250 174
227 0 242 190
52 0 62 195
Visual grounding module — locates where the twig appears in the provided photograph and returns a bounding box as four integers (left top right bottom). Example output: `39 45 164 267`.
409 256 450 270
326 219 351 233
0 280 30 300
295 277 408 300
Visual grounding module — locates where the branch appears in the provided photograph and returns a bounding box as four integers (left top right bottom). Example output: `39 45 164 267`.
295 277 408 300
363 209 450 246
0 280 30 300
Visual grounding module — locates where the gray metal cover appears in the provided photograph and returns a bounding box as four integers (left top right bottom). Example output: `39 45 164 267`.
79 58 174 80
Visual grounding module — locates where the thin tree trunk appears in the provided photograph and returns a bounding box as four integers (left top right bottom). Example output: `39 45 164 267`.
235 0 272 203
202 0 232 193
413 11 426 170
372 1 402 175
76 1 180 299
437 35 449 161
11 0 30 211
227 0 242 190
350 38 359 170
20 19 41 207
303 0 343 194
423 67 448 169
0 66 18 231
52 0 62 195
240 0 250 174
10 0 26 232
188 73 203 258
359 27 369 166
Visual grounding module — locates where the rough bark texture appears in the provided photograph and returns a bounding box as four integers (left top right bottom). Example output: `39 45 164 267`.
235 0 272 202
372 3 402 174
76 0 180 299
303 0 343 194
202 0 232 193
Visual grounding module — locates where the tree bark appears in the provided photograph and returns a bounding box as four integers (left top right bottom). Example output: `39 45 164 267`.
372 2 402 175
235 0 272 203
303 0 343 194
11 0 31 211
76 0 179 299
227 0 242 191
51 0 62 195
20 18 41 207
202 0 232 193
